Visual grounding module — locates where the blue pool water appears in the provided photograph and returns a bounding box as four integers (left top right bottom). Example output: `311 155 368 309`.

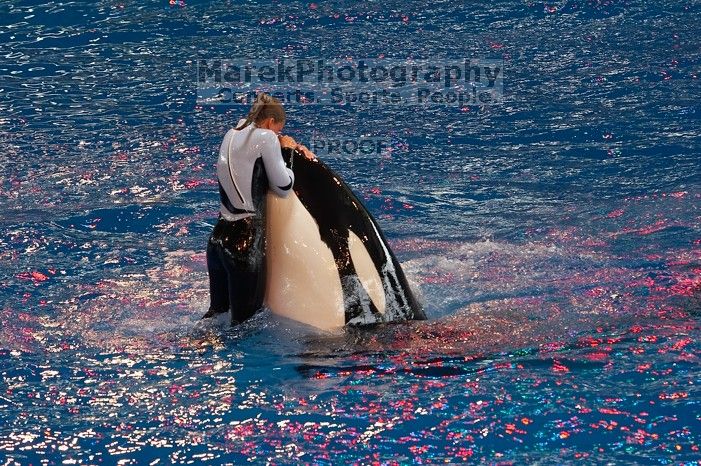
1 0 700 463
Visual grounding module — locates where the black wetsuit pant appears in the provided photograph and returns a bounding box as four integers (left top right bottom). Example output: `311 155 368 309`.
205 215 266 325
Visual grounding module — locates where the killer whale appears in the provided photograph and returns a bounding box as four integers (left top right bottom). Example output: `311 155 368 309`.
263 147 426 331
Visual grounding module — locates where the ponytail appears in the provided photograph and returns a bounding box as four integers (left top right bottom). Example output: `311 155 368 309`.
235 92 286 130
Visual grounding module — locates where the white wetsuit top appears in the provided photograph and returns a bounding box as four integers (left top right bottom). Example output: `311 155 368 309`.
217 119 295 221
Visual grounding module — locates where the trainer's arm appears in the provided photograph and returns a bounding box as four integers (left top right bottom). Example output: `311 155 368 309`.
261 131 295 198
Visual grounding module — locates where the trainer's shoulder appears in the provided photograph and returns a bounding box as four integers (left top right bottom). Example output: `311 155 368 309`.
251 127 279 146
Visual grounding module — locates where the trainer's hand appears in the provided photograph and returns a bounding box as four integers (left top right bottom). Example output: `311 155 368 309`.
296 144 317 161
278 135 297 149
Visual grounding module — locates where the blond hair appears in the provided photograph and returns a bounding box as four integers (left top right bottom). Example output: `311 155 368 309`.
236 93 286 130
